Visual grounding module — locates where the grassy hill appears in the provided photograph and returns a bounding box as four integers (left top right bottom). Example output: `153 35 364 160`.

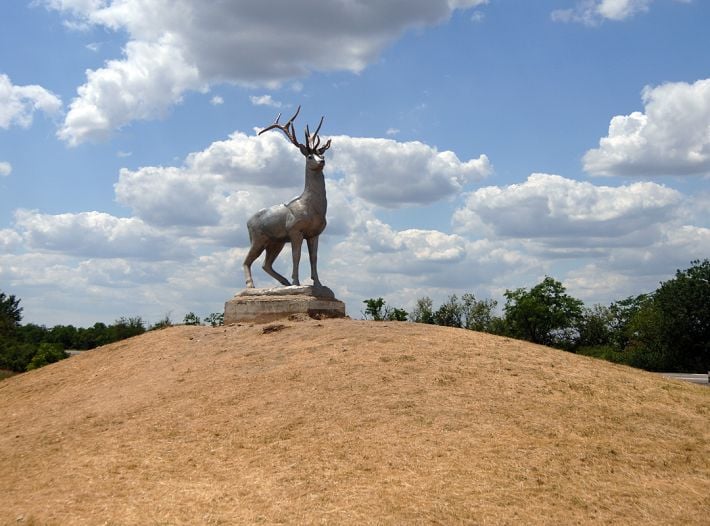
1 318 708 525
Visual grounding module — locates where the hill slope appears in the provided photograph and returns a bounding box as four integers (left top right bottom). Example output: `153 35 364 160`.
1 318 708 525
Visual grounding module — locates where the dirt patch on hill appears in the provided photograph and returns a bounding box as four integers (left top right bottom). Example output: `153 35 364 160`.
1 318 708 524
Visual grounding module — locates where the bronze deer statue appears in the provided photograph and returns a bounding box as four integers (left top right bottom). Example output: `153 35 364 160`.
243 106 332 289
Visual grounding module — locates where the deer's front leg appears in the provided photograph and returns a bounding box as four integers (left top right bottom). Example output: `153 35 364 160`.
290 232 303 286
307 236 321 287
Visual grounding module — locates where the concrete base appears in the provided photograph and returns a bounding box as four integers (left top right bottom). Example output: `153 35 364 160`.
224 285 346 324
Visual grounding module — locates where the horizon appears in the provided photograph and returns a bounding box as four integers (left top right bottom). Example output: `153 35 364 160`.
1 0 709 326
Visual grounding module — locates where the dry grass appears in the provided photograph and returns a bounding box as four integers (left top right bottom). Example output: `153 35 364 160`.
1 318 708 525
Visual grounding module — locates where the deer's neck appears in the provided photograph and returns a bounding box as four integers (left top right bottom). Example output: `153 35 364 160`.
300 166 327 214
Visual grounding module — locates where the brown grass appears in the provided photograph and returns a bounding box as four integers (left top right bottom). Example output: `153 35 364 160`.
1 318 708 525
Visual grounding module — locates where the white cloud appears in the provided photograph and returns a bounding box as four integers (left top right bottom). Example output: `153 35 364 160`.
552 0 691 25
584 78 710 177
0 244 262 326
13 209 192 260
330 136 492 207
0 161 12 177
325 221 539 313
453 174 681 243
58 37 203 145
249 95 281 108
0 228 22 251
115 167 224 228
5 108 706 324
0 74 62 129
563 222 710 303
210 95 224 106
115 130 490 241
43 0 487 144
450 172 709 305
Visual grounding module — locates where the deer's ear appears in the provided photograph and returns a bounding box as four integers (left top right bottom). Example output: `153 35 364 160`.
299 144 309 156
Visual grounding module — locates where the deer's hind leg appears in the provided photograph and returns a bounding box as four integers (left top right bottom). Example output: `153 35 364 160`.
263 241 291 286
243 242 265 288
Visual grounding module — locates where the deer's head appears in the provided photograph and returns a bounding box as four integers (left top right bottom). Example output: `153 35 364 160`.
259 105 331 172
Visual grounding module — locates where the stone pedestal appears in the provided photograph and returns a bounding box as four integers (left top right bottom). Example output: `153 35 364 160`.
224 285 346 324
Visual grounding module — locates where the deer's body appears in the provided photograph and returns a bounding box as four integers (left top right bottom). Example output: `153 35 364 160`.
243 107 331 288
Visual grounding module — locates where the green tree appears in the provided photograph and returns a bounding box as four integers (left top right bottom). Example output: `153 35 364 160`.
183 312 201 326
362 298 408 321
577 304 614 348
363 298 386 321
434 294 464 327
0 340 36 372
607 294 650 351
0 292 22 337
205 312 224 327
26 343 68 371
17 323 49 347
410 296 435 324
0 292 30 372
48 325 79 350
110 316 146 340
627 260 709 372
652 259 709 371
387 307 408 322
624 299 668 370
503 276 583 347
461 293 499 332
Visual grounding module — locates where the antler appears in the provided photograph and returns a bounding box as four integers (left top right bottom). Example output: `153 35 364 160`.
307 115 331 154
259 105 331 154
258 105 302 149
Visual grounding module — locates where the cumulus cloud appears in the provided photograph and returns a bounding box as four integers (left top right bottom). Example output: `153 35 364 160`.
453 173 681 244
0 252 187 326
331 137 492 207
43 0 487 144
14 209 192 260
449 172 710 305
0 161 12 177
360 219 467 262
115 167 223 228
325 220 539 312
115 130 490 239
0 228 22 251
0 74 62 129
57 37 203 145
584 78 710 177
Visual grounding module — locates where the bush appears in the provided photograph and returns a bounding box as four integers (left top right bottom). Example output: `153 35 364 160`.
183 312 201 326
362 298 408 321
0 340 36 372
205 313 224 327
26 343 68 371
152 313 173 330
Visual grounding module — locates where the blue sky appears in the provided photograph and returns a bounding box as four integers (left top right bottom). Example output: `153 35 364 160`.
1 0 709 326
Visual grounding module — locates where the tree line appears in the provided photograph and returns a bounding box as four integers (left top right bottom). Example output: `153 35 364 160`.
363 259 708 373
2 260 707 375
0 298 225 374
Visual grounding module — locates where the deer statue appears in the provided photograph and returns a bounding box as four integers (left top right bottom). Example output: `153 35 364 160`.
243 106 332 290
